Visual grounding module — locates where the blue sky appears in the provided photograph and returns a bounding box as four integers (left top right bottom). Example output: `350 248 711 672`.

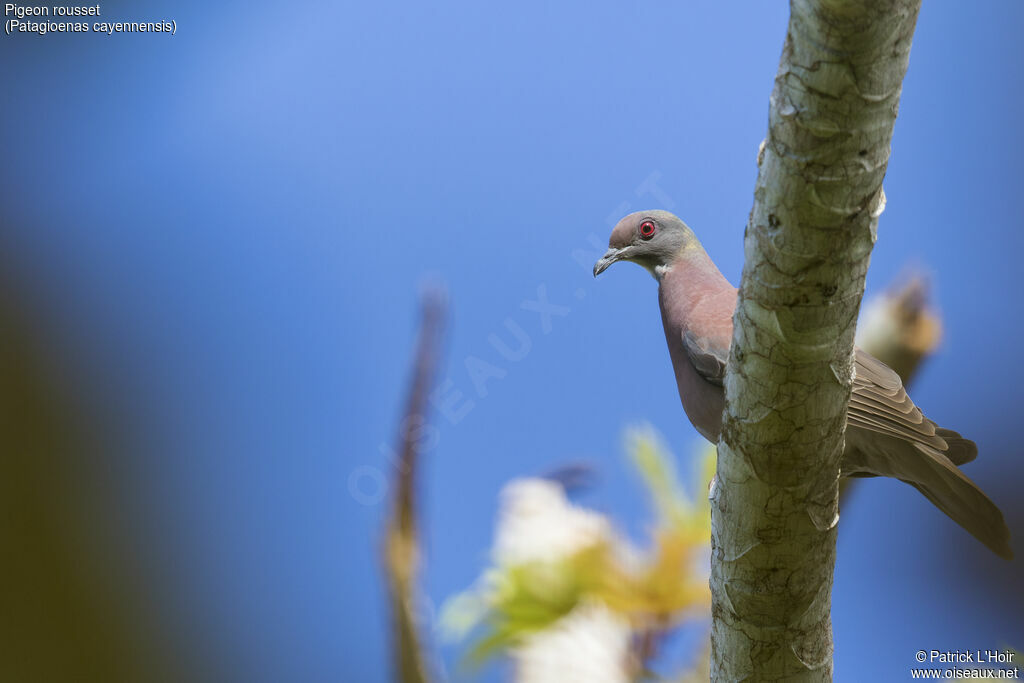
2 2 1023 680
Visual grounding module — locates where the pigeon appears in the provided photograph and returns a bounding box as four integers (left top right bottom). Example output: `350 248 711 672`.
594 209 1012 559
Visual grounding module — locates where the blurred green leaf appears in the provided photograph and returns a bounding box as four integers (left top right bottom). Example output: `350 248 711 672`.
444 424 715 671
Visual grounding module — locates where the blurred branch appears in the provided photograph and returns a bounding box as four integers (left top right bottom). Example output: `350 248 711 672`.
855 273 940 383
383 288 447 683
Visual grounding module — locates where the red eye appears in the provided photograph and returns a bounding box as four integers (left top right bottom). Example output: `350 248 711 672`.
639 220 656 239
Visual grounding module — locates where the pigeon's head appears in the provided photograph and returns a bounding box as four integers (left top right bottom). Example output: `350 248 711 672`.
593 210 698 279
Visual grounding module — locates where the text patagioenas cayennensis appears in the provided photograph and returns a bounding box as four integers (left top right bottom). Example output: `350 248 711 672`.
594 209 1012 559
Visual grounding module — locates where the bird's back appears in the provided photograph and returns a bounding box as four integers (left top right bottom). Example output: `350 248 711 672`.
656 257 1010 557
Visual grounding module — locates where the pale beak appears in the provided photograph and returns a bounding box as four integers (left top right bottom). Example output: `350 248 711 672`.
593 248 626 277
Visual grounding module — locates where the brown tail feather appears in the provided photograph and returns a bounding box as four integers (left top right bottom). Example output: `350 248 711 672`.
934 427 978 466
844 427 1012 559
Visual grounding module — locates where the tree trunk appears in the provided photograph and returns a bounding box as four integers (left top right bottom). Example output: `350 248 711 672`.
710 1 921 680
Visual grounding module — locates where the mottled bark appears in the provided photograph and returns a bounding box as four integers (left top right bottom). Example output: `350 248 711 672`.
710 1 921 680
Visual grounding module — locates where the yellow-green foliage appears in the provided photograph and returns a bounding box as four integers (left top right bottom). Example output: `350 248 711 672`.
441 425 715 666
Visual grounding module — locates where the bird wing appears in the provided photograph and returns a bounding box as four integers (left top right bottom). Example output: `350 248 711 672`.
680 336 978 468
847 348 977 466
681 329 727 387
